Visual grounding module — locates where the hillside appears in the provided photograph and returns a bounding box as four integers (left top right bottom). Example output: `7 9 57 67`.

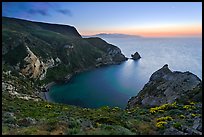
2 64 202 135
2 17 127 85
2 17 202 135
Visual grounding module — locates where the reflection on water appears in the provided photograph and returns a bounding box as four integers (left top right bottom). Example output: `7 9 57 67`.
48 37 202 109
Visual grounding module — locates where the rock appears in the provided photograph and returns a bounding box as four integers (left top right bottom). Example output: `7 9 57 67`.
18 117 36 126
26 117 37 125
181 126 202 135
3 112 16 119
64 74 74 83
113 53 128 63
192 118 202 132
85 37 127 64
2 82 7 92
81 120 93 129
3 112 16 124
64 44 74 49
21 46 46 79
163 127 186 135
55 57 61 63
127 64 202 108
131 52 141 60
96 58 102 63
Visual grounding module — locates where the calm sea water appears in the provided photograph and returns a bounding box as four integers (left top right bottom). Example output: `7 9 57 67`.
47 37 202 109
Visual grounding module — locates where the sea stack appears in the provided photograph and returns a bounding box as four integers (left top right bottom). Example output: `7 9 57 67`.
131 52 141 60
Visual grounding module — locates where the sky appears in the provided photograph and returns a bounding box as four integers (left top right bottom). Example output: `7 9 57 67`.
2 2 202 37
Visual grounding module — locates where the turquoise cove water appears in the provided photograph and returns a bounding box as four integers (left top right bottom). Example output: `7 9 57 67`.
47 37 202 109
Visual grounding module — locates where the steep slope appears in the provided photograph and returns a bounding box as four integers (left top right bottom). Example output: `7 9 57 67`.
2 17 81 38
127 64 202 108
2 64 202 135
85 37 127 64
2 17 202 135
126 64 202 135
2 17 127 84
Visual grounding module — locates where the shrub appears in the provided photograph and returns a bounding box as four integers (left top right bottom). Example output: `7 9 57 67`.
189 102 196 105
183 105 195 110
149 102 178 114
191 113 200 118
45 104 52 109
179 115 185 119
66 128 80 135
173 122 181 129
168 109 183 115
156 116 173 122
156 121 167 129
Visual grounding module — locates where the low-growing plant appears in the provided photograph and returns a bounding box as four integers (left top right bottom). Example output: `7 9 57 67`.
183 105 195 110
179 114 185 119
156 121 167 129
173 122 182 129
149 102 178 114
156 116 173 122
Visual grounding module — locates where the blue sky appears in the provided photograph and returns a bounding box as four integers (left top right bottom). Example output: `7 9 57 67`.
2 2 202 37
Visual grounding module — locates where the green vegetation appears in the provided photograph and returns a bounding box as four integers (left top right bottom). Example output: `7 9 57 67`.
42 64 71 84
2 17 202 135
2 17 125 84
2 68 201 135
2 85 202 135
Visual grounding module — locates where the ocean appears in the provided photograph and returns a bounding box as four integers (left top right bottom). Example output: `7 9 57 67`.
47 37 202 109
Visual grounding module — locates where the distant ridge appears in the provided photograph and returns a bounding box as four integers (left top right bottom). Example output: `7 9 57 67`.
83 33 142 38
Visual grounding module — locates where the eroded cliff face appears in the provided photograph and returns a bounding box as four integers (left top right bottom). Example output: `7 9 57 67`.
21 46 45 79
127 64 202 108
3 17 127 82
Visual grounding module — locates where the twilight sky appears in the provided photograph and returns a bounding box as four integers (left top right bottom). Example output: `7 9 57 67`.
2 2 202 37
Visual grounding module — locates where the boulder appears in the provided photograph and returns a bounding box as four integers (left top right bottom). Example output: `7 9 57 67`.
131 52 141 60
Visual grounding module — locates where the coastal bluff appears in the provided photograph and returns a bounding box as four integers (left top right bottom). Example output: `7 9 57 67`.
127 64 202 108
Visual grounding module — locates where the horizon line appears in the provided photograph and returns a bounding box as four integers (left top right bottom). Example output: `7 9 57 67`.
3 16 202 38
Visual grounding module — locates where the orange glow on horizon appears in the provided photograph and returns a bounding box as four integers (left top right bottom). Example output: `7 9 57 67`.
81 25 202 37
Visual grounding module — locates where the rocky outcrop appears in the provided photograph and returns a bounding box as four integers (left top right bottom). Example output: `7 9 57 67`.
20 46 46 79
2 77 39 102
127 64 202 108
3 17 127 83
131 52 141 60
86 37 127 66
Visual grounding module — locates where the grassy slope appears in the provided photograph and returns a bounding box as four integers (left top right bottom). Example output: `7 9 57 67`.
2 71 202 135
2 17 110 84
2 17 202 135
2 90 202 135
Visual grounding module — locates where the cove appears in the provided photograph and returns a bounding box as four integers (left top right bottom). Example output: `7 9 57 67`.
47 59 146 109
47 37 202 109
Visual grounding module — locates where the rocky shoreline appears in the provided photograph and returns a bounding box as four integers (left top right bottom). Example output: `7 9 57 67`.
127 64 202 108
39 59 129 101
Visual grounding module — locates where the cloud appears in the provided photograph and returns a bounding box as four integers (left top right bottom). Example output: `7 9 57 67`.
57 9 72 16
2 2 73 18
27 9 50 16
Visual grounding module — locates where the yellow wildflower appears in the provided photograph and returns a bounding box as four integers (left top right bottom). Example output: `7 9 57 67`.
157 116 173 122
96 122 101 127
189 102 195 105
179 115 185 119
156 121 167 129
45 104 52 109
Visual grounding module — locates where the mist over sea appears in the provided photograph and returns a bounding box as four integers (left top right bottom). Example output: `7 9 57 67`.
48 37 202 108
